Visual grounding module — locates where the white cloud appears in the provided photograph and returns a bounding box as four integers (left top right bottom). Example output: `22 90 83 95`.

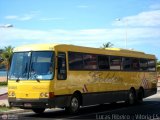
0 27 160 59
113 10 160 27
4 12 39 21
0 27 159 47
5 12 64 22
5 15 18 19
5 15 33 21
1 6 160 59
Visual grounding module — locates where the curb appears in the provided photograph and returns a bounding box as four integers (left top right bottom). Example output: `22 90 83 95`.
0 93 7 97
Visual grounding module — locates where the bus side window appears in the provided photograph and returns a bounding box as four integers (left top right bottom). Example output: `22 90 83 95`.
122 57 131 70
131 58 140 70
98 55 109 70
57 52 67 80
148 59 156 71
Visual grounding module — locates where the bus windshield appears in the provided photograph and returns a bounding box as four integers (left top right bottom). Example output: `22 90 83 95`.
9 51 54 80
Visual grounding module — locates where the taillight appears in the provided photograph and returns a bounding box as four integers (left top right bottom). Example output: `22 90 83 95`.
49 92 54 98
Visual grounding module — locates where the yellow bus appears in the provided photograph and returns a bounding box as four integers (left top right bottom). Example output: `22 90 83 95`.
8 44 157 114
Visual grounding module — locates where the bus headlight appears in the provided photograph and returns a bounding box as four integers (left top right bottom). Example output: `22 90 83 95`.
40 92 54 98
40 92 49 98
8 91 16 97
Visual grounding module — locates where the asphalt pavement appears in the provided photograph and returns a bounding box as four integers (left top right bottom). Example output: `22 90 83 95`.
0 87 8 107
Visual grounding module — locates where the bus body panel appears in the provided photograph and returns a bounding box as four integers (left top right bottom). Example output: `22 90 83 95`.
8 81 51 99
8 44 157 110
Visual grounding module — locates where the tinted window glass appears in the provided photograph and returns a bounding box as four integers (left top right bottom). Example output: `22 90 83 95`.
68 52 83 70
83 54 97 70
122 57 131 70
131 58 140 70
148 60 156 71
98 55 109 70
9 52 30 79
29 51 54 80
140 59 148 71
110 56 122 70
9 51 54 80
57 52 67 80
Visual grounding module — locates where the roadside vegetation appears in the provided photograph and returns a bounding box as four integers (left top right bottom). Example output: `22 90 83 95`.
0 106 12 112
0 46 14 86
0 106 18 113
0 46 14 71
0 81 7 86
100 42 114 49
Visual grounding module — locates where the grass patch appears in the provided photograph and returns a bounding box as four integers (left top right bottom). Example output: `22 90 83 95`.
0 82 7 86
0 107 11 112
0 107 16 112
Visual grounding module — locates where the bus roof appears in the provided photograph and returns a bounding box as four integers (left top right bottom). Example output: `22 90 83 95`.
14 44 59 52
14 44 156 59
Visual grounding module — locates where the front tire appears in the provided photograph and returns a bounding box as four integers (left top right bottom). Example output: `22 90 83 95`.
65 94 80 114
32 108 45 114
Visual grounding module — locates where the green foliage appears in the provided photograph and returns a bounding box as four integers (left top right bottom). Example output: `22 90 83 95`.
0 81 7 86
0 46 14 70
0 107 16 112
0 107 11 112
157 61 160 66
101 42 114 49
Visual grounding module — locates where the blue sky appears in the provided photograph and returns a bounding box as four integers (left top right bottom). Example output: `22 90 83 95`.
0 0 160 60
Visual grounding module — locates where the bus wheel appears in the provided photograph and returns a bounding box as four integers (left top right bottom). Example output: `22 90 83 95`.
32 108 45 114
65 94 80 114
137 88 144 103
127 89 136 105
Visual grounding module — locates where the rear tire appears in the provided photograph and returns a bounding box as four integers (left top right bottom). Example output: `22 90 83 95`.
137 88 144 103
126 89 136 105
65 94 80 114
32 108 45 114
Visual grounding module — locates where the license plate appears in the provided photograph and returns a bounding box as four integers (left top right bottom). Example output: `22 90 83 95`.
24 103 32 107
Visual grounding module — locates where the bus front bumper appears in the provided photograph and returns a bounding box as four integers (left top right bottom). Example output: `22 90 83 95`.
8 96 71 109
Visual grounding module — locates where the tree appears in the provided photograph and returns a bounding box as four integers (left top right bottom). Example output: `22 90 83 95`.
101 42 114 49
0 46 14 71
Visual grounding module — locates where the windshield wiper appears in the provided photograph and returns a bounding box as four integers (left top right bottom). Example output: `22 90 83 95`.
32 74 40 82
